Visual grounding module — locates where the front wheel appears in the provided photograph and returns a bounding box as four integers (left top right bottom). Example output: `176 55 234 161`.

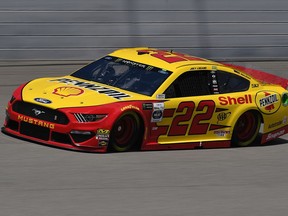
232 111 261 147
109 112 142 152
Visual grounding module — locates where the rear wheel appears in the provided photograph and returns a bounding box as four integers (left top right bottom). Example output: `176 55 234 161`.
232 111 261 147
109 112 142 152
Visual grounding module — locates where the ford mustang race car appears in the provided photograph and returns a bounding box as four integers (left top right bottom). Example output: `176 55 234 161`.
2 47 288 152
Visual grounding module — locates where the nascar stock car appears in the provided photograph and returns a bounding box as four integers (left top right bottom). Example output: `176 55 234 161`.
2 48 288 152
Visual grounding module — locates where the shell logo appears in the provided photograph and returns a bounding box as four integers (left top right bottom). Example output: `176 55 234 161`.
256 91 281 115
53 86 84 97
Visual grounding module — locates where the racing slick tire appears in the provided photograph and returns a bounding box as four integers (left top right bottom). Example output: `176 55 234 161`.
109 112 143 152
232 110 261 147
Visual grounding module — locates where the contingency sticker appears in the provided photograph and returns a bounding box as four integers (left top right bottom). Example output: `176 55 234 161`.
96 129 110 146
151 103 164 122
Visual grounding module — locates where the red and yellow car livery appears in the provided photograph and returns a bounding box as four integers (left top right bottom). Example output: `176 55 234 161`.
2 47 288 152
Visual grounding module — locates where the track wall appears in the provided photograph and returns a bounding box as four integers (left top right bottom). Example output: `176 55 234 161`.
1 0 288 60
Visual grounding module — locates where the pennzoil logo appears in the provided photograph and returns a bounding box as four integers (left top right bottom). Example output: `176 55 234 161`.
18 115 55 129
256 91 281 114
50 78 130 100
53 86 84 97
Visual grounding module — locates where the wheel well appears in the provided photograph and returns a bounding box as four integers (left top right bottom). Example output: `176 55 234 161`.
250 109 264 134
134 112 145 150
231 109 263 147
113 111 145 151
233 109 263 125
250 109 263 123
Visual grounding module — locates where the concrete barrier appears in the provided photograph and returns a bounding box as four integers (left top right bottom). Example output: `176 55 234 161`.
1 0 288 61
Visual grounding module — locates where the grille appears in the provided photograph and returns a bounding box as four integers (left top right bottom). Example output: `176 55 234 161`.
6 119 19 131
12 101 69 124
70 133 96 143
51 132 72 144
19 122 73 145
20 122 50 140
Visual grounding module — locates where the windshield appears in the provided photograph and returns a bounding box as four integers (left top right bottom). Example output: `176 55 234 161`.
71 56 171 96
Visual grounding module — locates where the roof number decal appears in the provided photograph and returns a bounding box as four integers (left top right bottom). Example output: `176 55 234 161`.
138 49 205 63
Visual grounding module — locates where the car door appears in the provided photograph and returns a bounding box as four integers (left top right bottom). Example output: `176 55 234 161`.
151 66 252 145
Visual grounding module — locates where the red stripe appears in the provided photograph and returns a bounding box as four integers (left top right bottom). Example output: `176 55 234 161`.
223 63 288 89
142 140 231 151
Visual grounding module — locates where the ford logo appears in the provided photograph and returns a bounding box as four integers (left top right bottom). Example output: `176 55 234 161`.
34 98 52 104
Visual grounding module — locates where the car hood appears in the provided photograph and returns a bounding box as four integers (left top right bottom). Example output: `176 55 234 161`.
22 76 148 109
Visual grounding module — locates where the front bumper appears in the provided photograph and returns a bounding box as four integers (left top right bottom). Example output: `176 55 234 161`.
3 102 110 153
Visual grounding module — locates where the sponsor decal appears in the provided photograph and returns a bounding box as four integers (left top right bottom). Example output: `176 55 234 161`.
256 91 281 114
190 66 208 70
284 116 288 124
99 140 108 147
147 66 154 71
217 112 231 123
152 110 163 120
122 60 146 68
240 72 251 80
158 69 169 74
50 78 130 100
210 71 219 94
156 94 166 99
214 130 231 137
116 57 157 72
151 103 164 122
259 93 278 108
104 56 112 60
268 120 283 129
251 84 259 88
96 129 110 146
152 127 158 131
266 130 285 141
53 86 84 97
268 116 288 129
219 95 252 106
212 66 217 70
34 98 52 104
121 105 140 112
18 115 55 129
142 103 153 110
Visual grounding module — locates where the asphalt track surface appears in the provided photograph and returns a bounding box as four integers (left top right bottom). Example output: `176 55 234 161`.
0 61 288 216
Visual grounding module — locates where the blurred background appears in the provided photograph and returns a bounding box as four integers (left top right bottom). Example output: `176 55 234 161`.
1 0 288 62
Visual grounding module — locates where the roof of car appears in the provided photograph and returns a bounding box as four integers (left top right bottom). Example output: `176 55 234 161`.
109 47 224 72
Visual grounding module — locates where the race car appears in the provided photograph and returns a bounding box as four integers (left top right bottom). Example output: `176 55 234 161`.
2 47 288 152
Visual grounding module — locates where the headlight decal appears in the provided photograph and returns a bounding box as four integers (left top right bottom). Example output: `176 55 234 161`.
74 113 86 122
73 113 106 123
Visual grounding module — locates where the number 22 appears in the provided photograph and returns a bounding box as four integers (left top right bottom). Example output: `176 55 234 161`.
168 100 215 136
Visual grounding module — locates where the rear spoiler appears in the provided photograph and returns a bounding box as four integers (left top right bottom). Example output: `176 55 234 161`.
223 63 288 90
